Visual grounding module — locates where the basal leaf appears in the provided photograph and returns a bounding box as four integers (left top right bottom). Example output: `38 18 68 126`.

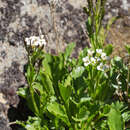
39 72 55 95
69 98 78 116
107 107 123 130
47 102 70 126
42 53 65 83
72 106 89 122
42 54 53 78
59 82 72 102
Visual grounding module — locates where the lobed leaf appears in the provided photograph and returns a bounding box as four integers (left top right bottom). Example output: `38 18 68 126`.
107 105 123 130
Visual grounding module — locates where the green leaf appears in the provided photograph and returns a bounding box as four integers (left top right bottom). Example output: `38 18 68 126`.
78 97 91 107
38 72 55 95
30 48 44 65
27 64 35 83
42 53 65 83
59 75 72 102
59 82 72 102
64 43 75 61
24 116 45 130
47 102 70 126
42 54 53 78
18 86 40 115
111 102 130 123
111 56 123 69
17 87 28 98
64 75 72 87
107 107 123 130
71 66 85 79
69 98 78 116
104 44 113 55
26 92 41 116
86 16 92 36
42 53 66 99
95 120 108 130
111 101 124 111
72 106 89 122
102 105 110 115
125 44 130 54
122 111 130 122
32 82 44 95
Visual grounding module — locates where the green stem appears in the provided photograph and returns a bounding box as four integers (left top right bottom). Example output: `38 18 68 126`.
29 84 39 116
64 101 75 129
28 59 39 116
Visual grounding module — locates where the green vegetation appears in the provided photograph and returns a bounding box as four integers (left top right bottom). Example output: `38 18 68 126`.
15 0 130 129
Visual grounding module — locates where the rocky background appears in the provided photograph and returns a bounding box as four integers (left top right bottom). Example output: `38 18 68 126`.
0 0 130 129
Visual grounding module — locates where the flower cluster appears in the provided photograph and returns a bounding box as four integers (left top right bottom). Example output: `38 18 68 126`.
25 35 46 47
96 49 109 61
83 49 110 71
97 63 109 71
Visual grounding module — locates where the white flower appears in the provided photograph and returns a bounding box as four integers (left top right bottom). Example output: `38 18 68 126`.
83 56 91 67
84 61 91 66
40 35 44 39
30 36 38 45
97 63 104 71
90 57 96 65
34 40 41 46
97 63 109 71
83 56 89 62
95 57 101 62
88 50 94 56
101 52 107 60
25 35 46 47
39 39 46 46
96 49 103 55
25 38 30 45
